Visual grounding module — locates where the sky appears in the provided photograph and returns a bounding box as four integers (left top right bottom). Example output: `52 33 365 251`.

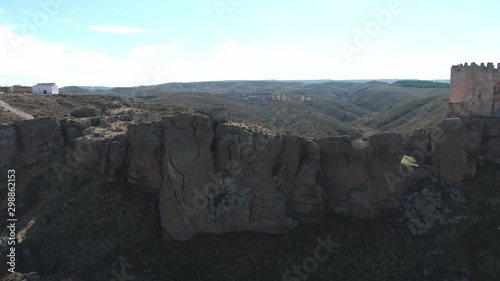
1 0 499 87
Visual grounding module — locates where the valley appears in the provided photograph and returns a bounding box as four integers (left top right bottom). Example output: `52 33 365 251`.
54 80 450 138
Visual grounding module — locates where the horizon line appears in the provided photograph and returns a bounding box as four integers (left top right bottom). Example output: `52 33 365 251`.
54 78 451 88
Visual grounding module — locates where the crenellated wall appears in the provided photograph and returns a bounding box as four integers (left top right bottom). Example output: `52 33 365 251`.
450 62 500 117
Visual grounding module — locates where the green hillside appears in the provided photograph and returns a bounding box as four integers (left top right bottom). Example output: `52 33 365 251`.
393 80 450 88
59 80 450 139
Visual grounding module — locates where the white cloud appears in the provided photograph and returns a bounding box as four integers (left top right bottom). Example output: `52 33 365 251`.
0 26 172 86
87 25 156 34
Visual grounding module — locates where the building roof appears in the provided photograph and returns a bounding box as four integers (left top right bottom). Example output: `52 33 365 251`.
33 83 57 87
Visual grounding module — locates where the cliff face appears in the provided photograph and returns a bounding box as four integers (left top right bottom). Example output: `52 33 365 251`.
2 101 499 241
0 112 407 241
317 133 404 218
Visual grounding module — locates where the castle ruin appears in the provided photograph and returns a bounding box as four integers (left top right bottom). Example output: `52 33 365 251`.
450 62 500 117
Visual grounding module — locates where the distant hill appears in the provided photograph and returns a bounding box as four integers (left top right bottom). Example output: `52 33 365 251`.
338 82 448 112
59 86 91 94
56 79 450 139
393 80 450 88
79 86 114 90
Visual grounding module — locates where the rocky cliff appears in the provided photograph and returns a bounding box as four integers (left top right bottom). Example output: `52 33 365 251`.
0 109 408 241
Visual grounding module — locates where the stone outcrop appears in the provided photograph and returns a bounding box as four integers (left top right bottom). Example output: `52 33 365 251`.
14 118 64 166
71 138 110 182
430 118 469 185
403 62 500 186
317 133 404 218
284 137 324 224
0 124 19 176
60 119 91 146
159 118 322 241
403 117 486 186
1 111 409 241
482 137 500 165
160 115 217 241
107 135 128 183
482 118 500 165
126 122 163 191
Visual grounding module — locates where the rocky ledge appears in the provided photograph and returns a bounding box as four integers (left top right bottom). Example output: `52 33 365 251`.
1 109 498 241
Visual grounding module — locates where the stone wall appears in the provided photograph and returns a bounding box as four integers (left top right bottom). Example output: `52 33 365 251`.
447 62 500 168
450 62 500 117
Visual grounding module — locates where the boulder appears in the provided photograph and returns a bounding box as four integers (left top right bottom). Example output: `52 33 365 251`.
403 129 432 165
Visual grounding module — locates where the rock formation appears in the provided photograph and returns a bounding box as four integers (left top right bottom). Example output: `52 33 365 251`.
0 113 406 241
317 133 404 218
14 118 64 166
430 118 468 185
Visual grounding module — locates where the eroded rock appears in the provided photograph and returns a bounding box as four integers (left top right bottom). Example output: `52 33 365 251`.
14 118 64 166
431 118 468 185
317 132 404 218
160 115 216 241
0 124 19 176
482 137 500 165
126 122 163 191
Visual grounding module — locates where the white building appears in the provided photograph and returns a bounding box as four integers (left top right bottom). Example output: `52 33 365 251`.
33 83 59 94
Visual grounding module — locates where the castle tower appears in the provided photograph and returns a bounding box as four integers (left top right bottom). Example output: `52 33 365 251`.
450 62 500 117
